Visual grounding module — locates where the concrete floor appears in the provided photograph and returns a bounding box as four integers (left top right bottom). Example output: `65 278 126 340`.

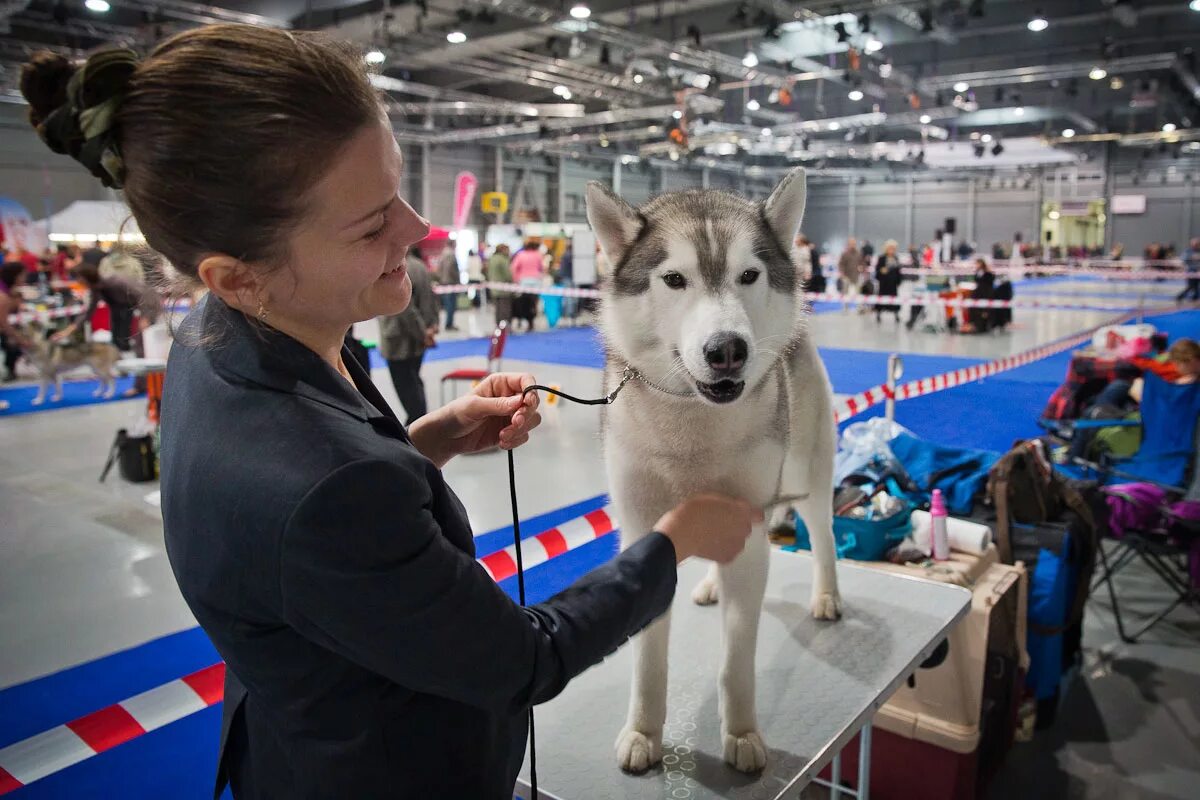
2 285 1197 798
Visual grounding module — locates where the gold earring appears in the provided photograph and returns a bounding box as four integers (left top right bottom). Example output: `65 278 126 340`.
256 300 270 321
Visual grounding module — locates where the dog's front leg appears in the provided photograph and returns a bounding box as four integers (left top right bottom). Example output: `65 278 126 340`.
51 374 63 403
785 399 842 619
717 530 769 772
615 606 671 773
32 380 47 406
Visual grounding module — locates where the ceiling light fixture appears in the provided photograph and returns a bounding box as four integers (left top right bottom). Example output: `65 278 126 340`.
672 109 683 120
848 88 864 101
553 85 572 99
1110 76 1124 90
1089 66 1107 80
1163 122 1177 132
1027 12 1048 32
633 73 644 84
447 30 468 44
981 133 993 142
953 81 970 93
569 3 591 19
1191 0 1199 10
828 121 841 130
746 98 761 111
919 113 932 124
84 0 109 11
762 128 773 137
1014 106 1025 116
742 50 759 68
865 38 883 53
365 49 386 65
1062 128 1076 138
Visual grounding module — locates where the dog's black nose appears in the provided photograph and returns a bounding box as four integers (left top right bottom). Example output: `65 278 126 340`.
703 333 748 374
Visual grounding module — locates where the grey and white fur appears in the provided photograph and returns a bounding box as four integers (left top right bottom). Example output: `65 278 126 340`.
586 167 841 775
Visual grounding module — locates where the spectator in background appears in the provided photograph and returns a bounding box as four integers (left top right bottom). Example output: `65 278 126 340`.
16 245 40 276
80 242 105 270
510 240 544 332
57 261 160 356
0 261 31 382
556 242 573 285
860 239 874 260
486 244 514 327
50 244 80 282
436 242 460 331
1179 237 1200 303
378 251 439 424
874 240 902 323
466 249 484 284
837 237 862 311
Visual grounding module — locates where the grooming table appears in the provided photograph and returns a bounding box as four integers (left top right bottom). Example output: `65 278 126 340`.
515 549 971 800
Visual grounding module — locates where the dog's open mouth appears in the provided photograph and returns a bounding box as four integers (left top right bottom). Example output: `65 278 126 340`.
696 379 745 404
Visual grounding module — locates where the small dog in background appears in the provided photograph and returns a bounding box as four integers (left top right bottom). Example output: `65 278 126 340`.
18 323 121 405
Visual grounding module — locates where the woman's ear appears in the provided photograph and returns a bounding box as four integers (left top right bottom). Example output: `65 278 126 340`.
197 255 262 312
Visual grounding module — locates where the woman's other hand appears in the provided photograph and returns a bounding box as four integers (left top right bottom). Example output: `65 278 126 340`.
655 494 764 564
407 372 542 467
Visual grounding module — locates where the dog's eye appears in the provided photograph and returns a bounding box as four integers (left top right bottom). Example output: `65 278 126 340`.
739 269 761 285
662 272 687 289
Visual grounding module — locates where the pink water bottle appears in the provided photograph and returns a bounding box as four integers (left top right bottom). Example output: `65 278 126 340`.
930 489 950 561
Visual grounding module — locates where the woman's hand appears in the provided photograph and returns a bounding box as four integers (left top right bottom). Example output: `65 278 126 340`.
655 494 764 564
407 372 542 468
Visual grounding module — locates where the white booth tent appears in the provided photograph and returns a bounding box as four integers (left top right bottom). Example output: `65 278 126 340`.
40 200 144 245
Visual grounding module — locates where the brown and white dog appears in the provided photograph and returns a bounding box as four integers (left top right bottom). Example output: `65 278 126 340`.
18 324 121 405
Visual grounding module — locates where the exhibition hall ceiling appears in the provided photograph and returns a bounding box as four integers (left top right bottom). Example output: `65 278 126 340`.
1 1 1198 173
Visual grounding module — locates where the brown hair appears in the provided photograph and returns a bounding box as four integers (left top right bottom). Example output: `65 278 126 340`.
20 25 382 291
1169 338 1200 364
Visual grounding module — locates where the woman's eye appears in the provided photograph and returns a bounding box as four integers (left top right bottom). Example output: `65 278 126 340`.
363 211 390 242
740 269 761 285
662 272 687 289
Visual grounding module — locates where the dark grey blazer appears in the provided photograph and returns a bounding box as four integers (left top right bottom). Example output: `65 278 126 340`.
160 296 677 799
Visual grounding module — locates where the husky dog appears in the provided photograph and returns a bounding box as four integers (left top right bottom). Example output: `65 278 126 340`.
19 324 121 405
586 168 840 774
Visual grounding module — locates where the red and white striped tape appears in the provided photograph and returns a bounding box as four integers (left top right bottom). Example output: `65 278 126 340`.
828 306 1165 423
478 506 617 581
8 304 86 324
0 663 225 794
435 281 1163 312
0 507 619 793
898 266 1191 280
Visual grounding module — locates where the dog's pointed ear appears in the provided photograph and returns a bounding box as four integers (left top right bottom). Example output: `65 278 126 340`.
586 181 643 265
762 167 806 248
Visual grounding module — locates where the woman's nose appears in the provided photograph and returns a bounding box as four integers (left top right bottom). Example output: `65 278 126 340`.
396 200 431 245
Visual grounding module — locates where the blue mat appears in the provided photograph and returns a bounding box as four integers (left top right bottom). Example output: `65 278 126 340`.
0 377 137 418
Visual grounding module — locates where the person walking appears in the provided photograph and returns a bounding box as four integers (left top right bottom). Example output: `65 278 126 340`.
486 243 514 326
1177 237 1200 303
20 27 759 800
874 240 902 323
837 237 862 312
378 251 439 423
436 242 460 331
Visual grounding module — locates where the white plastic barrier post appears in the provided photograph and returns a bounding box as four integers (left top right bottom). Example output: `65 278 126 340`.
885 354 903 422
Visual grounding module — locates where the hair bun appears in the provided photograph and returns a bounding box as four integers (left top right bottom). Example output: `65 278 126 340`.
20 51 77 131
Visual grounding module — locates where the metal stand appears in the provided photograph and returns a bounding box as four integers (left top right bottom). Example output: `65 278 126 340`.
514 551 970 800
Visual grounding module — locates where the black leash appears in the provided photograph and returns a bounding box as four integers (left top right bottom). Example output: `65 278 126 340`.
506 375 635 800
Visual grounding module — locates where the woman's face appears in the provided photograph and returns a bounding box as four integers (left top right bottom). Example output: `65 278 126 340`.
262 118 430 334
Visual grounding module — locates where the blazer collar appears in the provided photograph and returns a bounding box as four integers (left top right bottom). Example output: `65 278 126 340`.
200 295 403 434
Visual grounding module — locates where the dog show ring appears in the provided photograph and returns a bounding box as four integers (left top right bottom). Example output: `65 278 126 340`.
514 550 970 800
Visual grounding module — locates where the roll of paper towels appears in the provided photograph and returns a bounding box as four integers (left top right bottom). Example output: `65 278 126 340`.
911 510 992 556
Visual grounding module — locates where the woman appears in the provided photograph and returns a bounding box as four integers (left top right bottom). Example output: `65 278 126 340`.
873 239 902 323
510 239 544 331
378 250 439 424
20 27 757 799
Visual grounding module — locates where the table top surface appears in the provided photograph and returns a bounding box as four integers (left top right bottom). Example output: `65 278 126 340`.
115 358 167 376
516 549 971 800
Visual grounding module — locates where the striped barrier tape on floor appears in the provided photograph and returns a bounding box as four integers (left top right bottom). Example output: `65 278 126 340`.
434 281 1168 312
898 266 1190 280
829 306 1166 424
0 663 225 794
0 507 618 793
477 506 617 581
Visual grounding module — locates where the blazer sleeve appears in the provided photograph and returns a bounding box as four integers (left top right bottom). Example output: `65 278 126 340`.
279 458 677 715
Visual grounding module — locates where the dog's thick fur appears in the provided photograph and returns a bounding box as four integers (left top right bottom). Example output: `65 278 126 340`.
19 325 120 405
587 168 840 775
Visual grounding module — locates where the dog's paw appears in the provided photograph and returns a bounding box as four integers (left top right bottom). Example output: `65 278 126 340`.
31 397 43 406
810 589 842 620
615 728 662 774
722 730 768 773
690 575 719 605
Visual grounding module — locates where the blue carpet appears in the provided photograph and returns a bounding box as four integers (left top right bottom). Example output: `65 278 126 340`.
0 377 136 418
